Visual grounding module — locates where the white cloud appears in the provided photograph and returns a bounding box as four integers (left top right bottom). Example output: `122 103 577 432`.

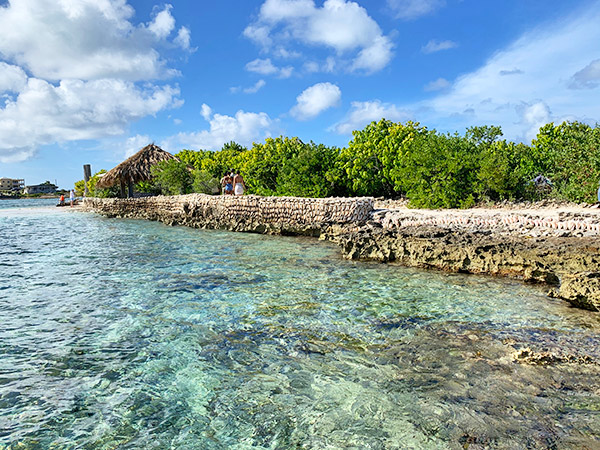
421 39 458 54
408 5 600 141
516 101 552 141
351 35 395 73
244 79 267 94
290 82 341 120
244 0 393 74
200 104 213 121
387 0 446 20
424 77 450 91
570 59 600 89
243 24 273 47
260 0 314 21
161 106 278 152
0 1 188 162
124 134 151 158
246 59 278 75
0 78 181 163
0 62 28 93
230 80 267 94
332 100 411 134
245 58 294 78
174 26 192 50
0 0 188 81
147 4 175 39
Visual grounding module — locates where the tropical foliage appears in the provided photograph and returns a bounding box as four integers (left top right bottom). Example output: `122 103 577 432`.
78 120 600 207
74 170 120 198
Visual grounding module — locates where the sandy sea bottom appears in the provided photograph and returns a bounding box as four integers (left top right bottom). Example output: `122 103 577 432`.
1 201 600 449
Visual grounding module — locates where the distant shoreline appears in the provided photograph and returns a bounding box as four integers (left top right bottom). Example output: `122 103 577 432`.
0 194 61 200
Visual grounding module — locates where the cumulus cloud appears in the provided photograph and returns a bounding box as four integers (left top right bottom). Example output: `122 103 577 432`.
244 0 393 74
200 104 213 121
387 0 446 20
147 4 175 39
290 82 341 120
421 39 458 54
0 62 28 93
331 100 411 134
517 101 553 141
161 106 279 152
245 58 293 78
0 1 188 162
424 77 451 91
569 59 600 89
0 78 181 163
0 0 189 81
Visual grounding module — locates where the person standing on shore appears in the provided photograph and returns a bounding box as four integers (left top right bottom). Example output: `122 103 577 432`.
233 171 246 196
59 194 65 206
220 172 233 195
69 189 75 207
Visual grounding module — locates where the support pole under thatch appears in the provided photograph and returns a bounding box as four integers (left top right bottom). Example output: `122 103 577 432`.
120 181 126 198
128 183 134 198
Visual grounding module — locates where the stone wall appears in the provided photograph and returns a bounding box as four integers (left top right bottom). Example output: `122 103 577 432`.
83 194 374 235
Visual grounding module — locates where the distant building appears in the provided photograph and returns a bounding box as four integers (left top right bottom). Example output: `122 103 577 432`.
23 182 58 194
0 178 25 191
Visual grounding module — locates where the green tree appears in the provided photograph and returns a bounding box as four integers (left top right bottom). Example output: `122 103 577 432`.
151 160 194 195
340 119 429 197
477 140 536 201
532 121 600 202
74 170 119 197
192 169 220 194
276 142 344 197
399 132 480 208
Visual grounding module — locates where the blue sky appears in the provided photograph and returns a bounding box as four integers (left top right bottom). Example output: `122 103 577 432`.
1 0 599 189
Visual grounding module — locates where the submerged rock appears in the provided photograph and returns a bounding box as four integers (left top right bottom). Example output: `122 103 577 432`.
83 195 600 312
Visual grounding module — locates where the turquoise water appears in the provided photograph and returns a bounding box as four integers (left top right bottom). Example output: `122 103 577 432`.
1 203 600 449
0 198 59 209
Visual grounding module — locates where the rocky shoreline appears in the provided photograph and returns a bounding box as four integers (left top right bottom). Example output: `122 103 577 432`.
83 195 600 312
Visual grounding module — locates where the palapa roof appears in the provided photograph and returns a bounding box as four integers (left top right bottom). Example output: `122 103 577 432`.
97 144 178 188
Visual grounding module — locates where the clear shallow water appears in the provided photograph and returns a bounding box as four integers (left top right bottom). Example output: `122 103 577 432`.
0 198 59 209
1 207 600 449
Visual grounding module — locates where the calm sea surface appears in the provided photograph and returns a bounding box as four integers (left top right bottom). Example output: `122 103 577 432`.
1 199 600 449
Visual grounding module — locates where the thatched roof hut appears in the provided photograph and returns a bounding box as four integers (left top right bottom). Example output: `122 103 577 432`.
97 144 177 191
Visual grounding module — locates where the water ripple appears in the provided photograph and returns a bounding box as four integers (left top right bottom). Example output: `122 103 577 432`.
1 204 600 448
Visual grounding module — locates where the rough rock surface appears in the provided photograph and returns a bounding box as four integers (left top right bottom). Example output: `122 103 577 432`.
83 194 373 236
329 224 600 310
83 195 600 312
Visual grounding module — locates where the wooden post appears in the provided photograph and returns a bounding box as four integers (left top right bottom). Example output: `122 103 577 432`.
83 164 91 197
128 182 133 198
120 180 126 198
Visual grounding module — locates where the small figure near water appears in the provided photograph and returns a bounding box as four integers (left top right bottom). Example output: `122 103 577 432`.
232 170 245 196
69 189 75 207
59 194 65 206
220 171 234 195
